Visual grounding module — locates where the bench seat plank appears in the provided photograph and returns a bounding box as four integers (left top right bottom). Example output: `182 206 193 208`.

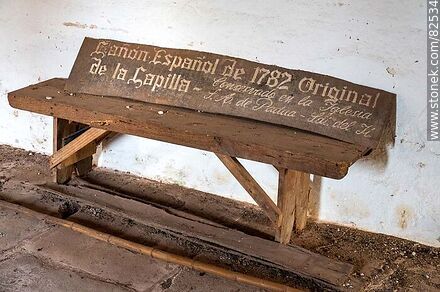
8 78 369 179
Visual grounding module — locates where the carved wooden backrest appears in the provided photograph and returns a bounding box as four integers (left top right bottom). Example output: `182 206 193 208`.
66 38 396 148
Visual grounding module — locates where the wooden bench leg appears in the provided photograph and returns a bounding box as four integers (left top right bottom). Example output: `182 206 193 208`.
275 169 311 244
53 118 77 184
74 124 95 177
215 154 312 244
52 120 109 184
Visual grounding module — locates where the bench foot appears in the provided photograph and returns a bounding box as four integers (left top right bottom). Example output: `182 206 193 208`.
216 153 311 244
53 118 76 184
75 156 93 177
275 169 311 244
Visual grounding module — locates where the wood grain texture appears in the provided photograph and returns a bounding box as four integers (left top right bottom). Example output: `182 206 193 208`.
275 169 311 244
216 153 280 224
275 168 293 243
66 38 396 148
294 171 311 233
57 141 96 169
50 128 109 169
53 118 76 184
8 78 370 179
41 181 354 288
75 156 93 177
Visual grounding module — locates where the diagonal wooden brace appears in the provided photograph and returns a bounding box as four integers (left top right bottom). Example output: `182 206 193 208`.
55 142 97 169
215 153 281 225
51 127 110 170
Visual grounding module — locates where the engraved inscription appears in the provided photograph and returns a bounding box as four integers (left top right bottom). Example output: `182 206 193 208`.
66 38 395 147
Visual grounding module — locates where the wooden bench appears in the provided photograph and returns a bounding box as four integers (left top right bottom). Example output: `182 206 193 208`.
8 38 396 244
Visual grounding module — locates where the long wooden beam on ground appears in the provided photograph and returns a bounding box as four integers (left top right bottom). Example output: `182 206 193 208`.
0 199 301 292
0 178 356 289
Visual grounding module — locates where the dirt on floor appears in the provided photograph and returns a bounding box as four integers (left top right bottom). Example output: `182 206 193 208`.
0 144 439 291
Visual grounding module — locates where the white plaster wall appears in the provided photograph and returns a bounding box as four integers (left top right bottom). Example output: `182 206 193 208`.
0 0 438 246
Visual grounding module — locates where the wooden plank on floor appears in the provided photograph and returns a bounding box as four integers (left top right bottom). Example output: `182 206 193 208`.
35 180 354 288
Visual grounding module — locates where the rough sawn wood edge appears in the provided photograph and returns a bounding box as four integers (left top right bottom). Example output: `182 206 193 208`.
8 78 370 179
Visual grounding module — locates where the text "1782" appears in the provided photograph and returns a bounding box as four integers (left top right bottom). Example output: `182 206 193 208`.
250 67 293 90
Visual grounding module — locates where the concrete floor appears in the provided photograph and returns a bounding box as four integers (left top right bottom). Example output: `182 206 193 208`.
0 204 260 292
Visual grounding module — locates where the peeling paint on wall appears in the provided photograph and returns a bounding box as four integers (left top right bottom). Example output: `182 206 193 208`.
397 205 413 229
63 21 128 33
